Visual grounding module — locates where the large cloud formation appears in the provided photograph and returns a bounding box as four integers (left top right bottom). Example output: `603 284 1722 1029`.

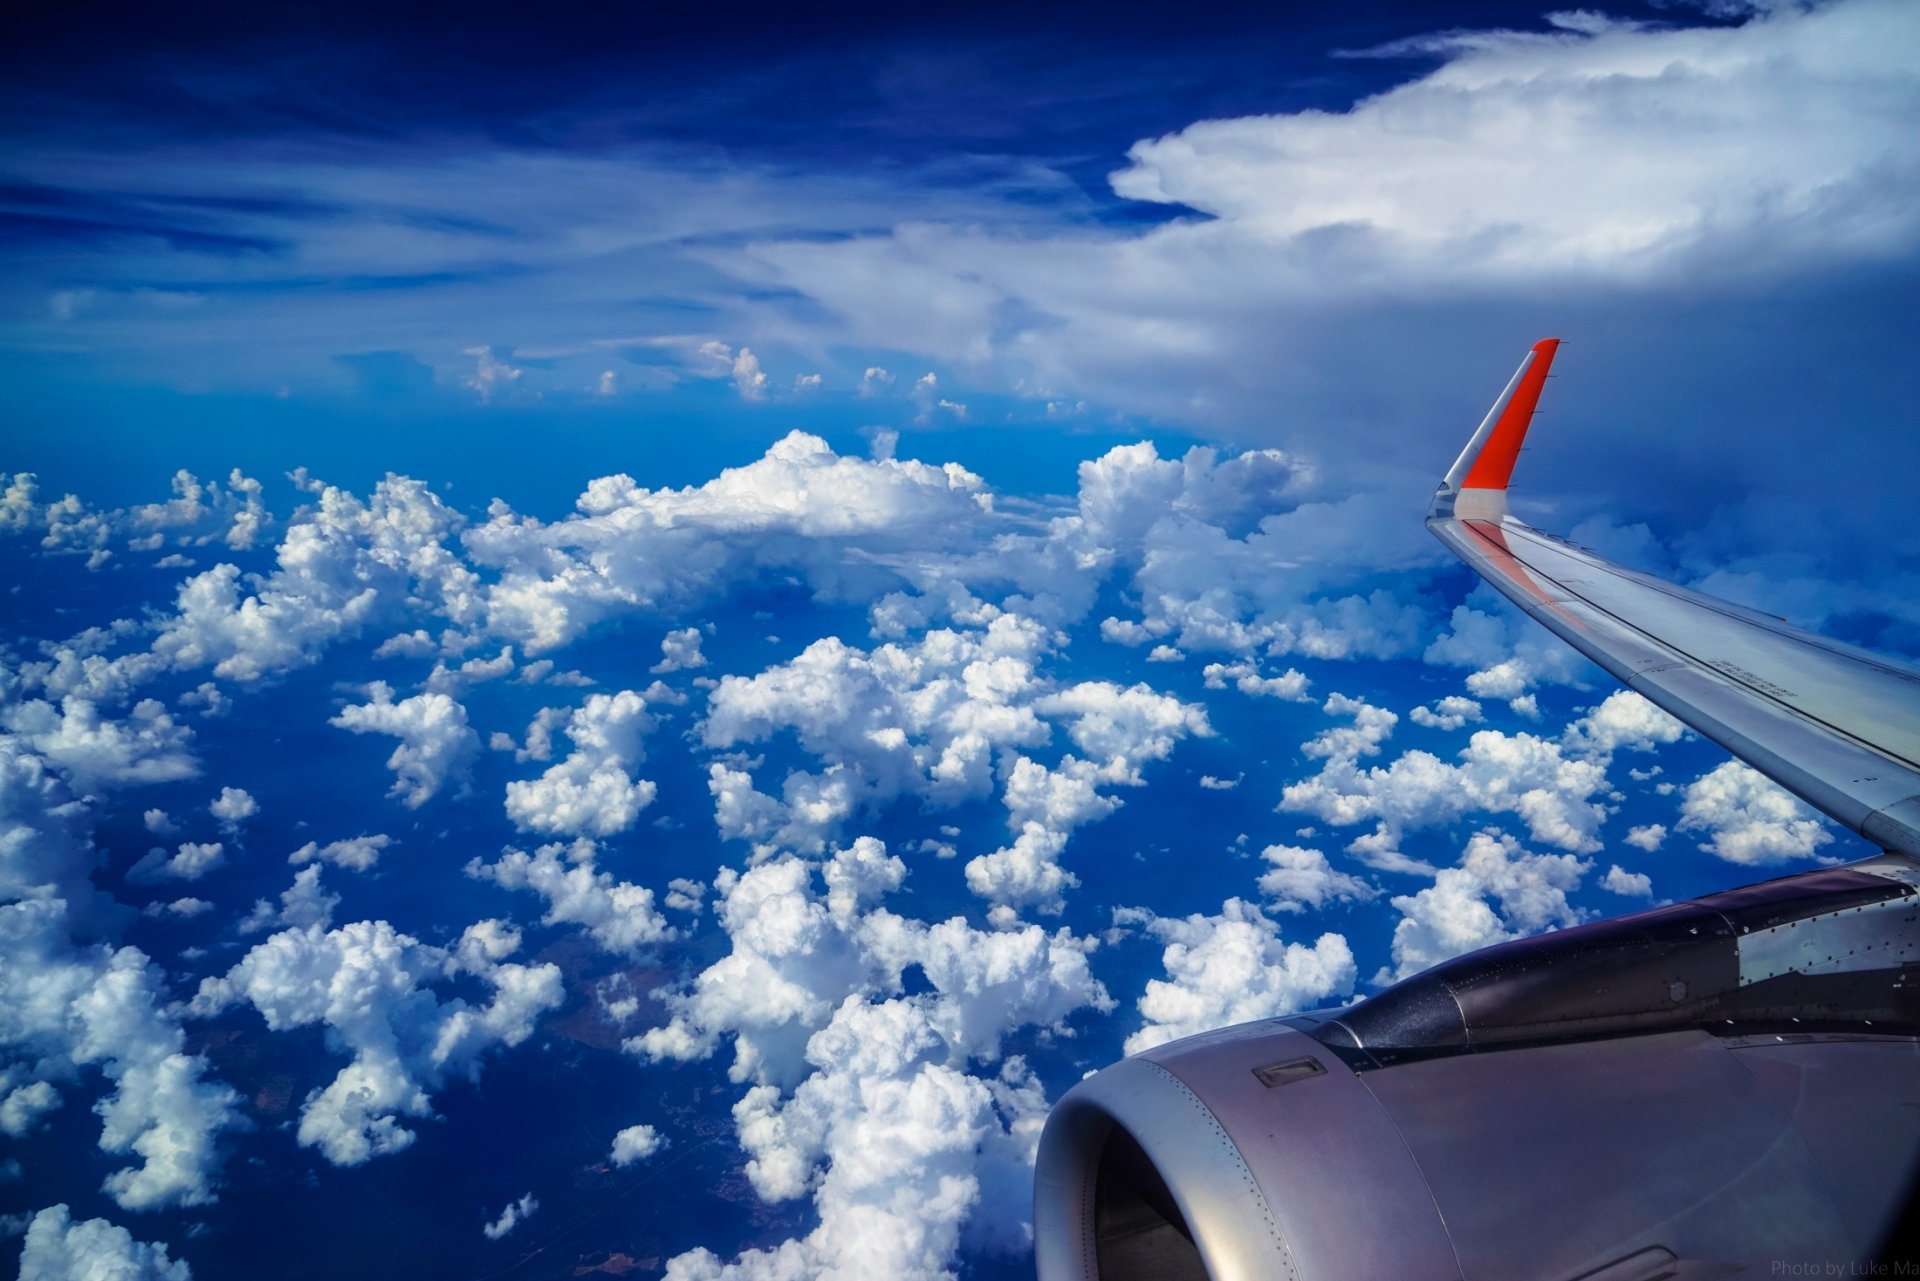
190 918 562 1165
631 839 1110 1278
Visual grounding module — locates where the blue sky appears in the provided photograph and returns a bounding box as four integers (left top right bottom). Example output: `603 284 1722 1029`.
3 1 1918 1277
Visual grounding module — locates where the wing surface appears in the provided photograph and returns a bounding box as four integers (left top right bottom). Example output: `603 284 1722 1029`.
1429 340 1920 859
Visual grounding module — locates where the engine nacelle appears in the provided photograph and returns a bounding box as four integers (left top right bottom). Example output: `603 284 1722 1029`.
1036 855 1920 1280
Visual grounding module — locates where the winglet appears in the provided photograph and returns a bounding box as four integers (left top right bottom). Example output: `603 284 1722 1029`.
1432 338 1560 522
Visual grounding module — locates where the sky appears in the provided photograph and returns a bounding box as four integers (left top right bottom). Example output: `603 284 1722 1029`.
2 1 1918 1277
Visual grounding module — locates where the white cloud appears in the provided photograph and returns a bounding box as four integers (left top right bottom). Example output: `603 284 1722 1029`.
632 840 1108 1279
1281 726 1613 855
209 786 257 833
1423 596 1592 705
1562 690 1685 759
1115 1 1920 282
0 900 240 1210
1256 844 1377 913
610 1123 665 1166
1302 692 1397 760
1201 660 1310 701
1409 695 1482 731
331 682 480 808
1623 823 1667 852
190 918 562 1166
653 627 708 673
504 691 657 838
0 745 118 931
465 346 525 403
18 1205 191 1281
466 431 993 653
633 840 1107 1087
731 348 768 401
1601 864 1654 897
239 865 340 935
1677 760 1834 865
0 698 197 788
1384 830 1590 981
421 647 516 695
0 1076 61 1137
702 615 1056 855
126 841 225 885
483 1193 537 1241
149 474 479 683
287 833 392 872
1122 898 1357 1054
1033 681 1211 781
0 473 37 533
466 840 674 957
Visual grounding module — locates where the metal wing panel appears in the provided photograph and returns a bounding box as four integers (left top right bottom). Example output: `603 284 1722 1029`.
1429 343 1920 859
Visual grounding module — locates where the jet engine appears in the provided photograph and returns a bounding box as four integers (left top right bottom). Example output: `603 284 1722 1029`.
1034 854 1920 1280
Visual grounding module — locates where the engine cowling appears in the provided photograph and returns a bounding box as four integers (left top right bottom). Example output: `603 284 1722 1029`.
1035 855 1920 1280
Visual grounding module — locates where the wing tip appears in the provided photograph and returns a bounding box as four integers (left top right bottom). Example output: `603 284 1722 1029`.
1434 338 1564 519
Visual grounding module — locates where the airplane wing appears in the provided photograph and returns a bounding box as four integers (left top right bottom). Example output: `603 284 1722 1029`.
1033 341 1920 1281
1428 337 1920 860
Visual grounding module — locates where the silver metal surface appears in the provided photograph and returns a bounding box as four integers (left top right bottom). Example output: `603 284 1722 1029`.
1145 1024 1461 1281
1737 893 1920 983
1428 514 1920 859
1357 1030 1862 1275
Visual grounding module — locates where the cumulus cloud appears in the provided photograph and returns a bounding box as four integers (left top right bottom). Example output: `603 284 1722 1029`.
126 841 225 885
503 691 657 838
483 1193 538 1241
466 840 674 957
1409 695 1482 731
1281 720 1613 858
1302 692 1397 760
0 900 240 1210
961 681 1210 921
331 683 480 808
1383 830 1590 981
18 1205 191 1281
129 468 270 553
702 614 1058 856
1200 660 1310 701
0 698 197 789
0 745 119 933
238 865 340 935
1677 760 1834 865
287 833 392 872
149 474 479 683
1256 843 1377 913
1624 823 1667 852
1601 864 1654 897
653 627 708 674
630 839 1109 1279
1121 898 1357 1054
465 431 993 653
1423 594 1596 712
208 786 257 833
610 1124 664 1166
190 918 562 1165
1562 691 1686 759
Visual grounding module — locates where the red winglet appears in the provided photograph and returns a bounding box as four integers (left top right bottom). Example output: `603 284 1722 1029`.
1460 338 1560 491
